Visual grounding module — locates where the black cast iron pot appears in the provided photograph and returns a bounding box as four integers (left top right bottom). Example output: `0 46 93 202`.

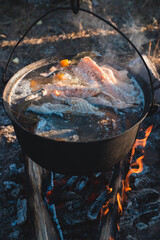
2 7 159 175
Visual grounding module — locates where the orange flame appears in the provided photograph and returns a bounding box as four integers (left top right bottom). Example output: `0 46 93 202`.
106 185 113 193
101 185 113 216
101 199 111 215
130 125 153 157
117 222 120 231
117 193 123 215
125 155 144 192
100 125 153 238
104 207 110 215
121 180 125 202
124 125 153 192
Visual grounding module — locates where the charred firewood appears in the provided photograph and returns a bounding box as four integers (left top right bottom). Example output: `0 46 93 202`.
98 160 125 240
25 156 61 240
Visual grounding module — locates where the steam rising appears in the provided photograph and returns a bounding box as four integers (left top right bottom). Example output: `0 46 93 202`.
69 10 151 80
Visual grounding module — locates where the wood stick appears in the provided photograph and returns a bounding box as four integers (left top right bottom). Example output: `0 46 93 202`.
99 161 123 240
25 156 60 240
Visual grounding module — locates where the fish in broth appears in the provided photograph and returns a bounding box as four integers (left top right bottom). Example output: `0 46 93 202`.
11 54 144 142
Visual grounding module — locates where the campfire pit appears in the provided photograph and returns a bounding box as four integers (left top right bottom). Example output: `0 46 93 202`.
1 2 160 239
25 124 156 240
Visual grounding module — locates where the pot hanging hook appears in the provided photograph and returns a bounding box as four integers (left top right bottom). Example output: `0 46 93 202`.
70 0 80 14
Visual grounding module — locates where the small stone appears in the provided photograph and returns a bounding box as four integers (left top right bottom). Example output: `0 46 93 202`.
0 34 6 38
17 166 25 174
127 200 132 209
9 230 19 239
12 58 19 64
10 187 20 198
148 215 160 226
9 163 17 172
93 172 101 178
4 184 12 191
4 181 21 196
0 104 12 125
3 181 18 190
126 235 136 240
0 65 3 82
16 199 27 225
37 20 43 25
134 177 141 187
136 222 148 230
93 0 99 6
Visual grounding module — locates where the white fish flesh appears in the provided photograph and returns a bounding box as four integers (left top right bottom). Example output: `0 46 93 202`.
38 128 79 142
65 97 104 116
73 56 116 86
73 57 139 105
44 84 101 98
28 97 104 116
26 56 142 118
28 103 69 115
87 96 136 109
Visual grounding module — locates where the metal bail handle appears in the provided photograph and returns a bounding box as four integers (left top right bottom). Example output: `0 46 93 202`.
70 0 80 14
2 6 158 114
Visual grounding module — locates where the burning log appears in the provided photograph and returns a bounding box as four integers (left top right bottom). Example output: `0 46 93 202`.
99 161 124 240
25 156 60 240
87 190 110 220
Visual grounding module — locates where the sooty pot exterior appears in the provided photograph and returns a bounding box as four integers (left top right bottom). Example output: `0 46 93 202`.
13 120 140 175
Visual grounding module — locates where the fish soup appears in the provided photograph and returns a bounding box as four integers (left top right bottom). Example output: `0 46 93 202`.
10 53 145 142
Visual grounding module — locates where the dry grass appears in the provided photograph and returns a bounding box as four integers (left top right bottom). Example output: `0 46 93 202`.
148 39 160 69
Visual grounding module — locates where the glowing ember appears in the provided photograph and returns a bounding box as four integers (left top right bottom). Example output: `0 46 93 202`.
55 90 61 96
46 189 52 204
87 193 99 203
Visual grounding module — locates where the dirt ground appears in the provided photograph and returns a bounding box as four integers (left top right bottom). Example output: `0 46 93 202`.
0 0 160 239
